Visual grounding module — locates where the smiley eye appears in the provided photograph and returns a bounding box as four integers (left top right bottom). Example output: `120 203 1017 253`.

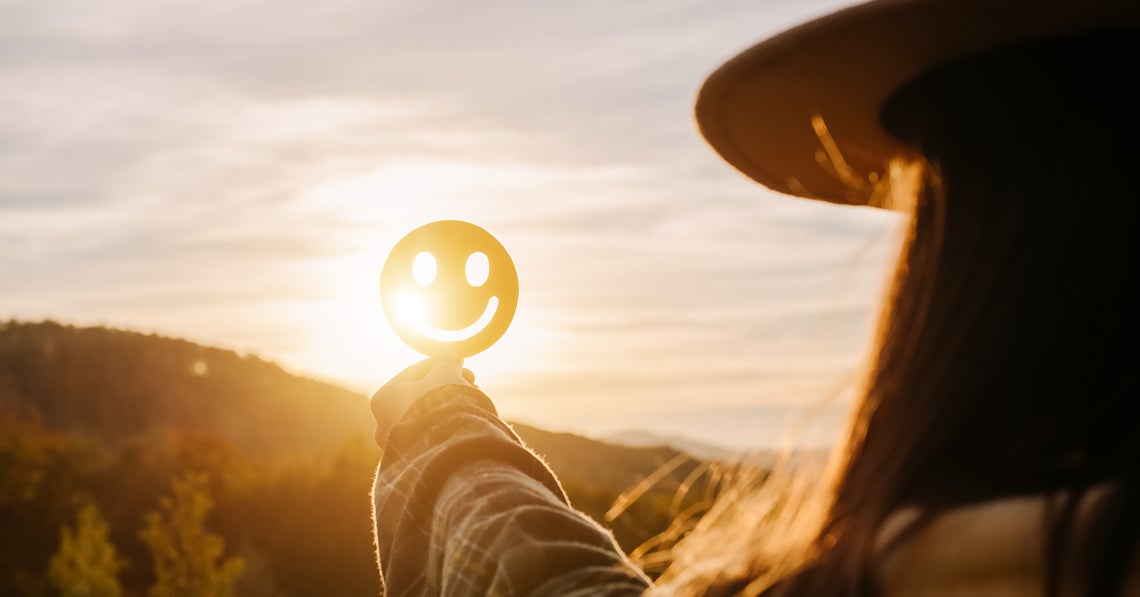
465 252 489 287
412 252 436 286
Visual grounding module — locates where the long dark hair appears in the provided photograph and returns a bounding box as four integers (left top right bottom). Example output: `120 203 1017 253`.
812 30 1140 596
662 30 1140 597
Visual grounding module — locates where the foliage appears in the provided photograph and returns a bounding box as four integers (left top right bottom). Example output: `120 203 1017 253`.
47 503 124 597
139 473 245 597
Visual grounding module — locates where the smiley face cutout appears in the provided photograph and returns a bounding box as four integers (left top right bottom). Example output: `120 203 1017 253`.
380 220 518 358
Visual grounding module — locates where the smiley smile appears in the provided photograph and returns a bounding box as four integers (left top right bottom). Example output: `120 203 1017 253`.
415 296 499 342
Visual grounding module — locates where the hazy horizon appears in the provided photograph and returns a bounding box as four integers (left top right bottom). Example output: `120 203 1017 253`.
2 0 900 450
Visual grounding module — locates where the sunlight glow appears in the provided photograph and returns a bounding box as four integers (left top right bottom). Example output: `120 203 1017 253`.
395 292 430 329
279 158 577 396
397 292 499 342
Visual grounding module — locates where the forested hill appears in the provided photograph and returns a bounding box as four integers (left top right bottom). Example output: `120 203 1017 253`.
0 320 692 476
0 321 713 595
0 320 374 456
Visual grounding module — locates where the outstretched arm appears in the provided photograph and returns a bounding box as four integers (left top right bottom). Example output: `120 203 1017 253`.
371 364 651 596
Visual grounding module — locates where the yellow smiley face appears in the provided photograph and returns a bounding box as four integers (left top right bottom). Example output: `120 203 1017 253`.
380 220 519 358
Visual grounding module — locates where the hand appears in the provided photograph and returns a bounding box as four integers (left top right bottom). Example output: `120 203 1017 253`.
370 357 475 446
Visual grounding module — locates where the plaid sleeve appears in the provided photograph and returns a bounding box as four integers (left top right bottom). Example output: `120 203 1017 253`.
372 384 653 597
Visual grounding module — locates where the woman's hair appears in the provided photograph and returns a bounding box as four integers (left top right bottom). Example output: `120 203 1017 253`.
659 30 1140 596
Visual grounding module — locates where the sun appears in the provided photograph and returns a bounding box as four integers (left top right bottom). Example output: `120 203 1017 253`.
280 159 560 394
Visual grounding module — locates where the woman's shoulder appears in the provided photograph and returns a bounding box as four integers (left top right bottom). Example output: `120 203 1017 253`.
870 484 1139 597
728 485 1138 597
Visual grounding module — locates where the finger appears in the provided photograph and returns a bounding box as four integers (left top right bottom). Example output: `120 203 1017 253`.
461 368 475 385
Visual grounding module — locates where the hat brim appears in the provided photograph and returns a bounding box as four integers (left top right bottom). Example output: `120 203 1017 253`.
695 0 1140 208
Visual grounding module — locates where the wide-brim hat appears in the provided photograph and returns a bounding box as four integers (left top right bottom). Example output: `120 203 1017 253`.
694 0 1140 209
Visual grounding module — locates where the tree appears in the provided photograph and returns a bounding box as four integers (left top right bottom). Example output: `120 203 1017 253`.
139 473 244 597
48 502 125 597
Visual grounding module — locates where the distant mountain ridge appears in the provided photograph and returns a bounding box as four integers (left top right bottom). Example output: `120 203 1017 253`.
604 429 806 472
603 429 737 461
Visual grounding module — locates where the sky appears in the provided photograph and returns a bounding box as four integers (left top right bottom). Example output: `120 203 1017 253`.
1 0 904 450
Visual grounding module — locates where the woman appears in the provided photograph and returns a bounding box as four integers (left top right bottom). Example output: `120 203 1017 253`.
371 1 1140 595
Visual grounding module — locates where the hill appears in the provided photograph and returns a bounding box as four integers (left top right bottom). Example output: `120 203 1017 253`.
0 320 718 594
513 422 691 491
0 320 702 492
0 320 373 457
